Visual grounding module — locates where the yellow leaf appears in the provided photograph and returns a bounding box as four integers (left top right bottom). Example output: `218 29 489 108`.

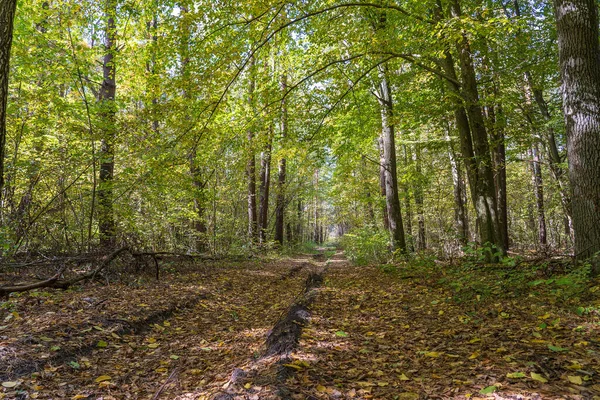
469 338 481 344
316 384 327 392
568 376 583 385
283 363 303 370
94 375 111 383
538 313 550 319
148 343 159 349
399 373 410 381
567 362 583 370
71 395 88 400
147 338 157 343
425 351 441 358
530 372 547 383
244 383 251 389
377 381 389 387
469 351 480 359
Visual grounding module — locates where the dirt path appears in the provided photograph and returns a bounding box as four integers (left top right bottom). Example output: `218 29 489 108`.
0 256 319 399
275 259 600 400
3 252 599 400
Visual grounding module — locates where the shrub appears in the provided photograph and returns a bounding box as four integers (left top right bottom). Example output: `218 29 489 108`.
341 227 389 265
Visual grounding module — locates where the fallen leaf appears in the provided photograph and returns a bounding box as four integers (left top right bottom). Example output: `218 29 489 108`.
568 375 583 385
335 331 348 337
531 372 548 383
479 385 497 395
94 375 111 383
548 345 569 352
507 372 526 379
1 381 19 388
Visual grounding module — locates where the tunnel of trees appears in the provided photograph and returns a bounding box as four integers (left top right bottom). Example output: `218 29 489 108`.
1 0 600 397
0 0 599 265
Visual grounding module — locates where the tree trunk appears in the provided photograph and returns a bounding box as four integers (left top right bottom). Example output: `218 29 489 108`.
377 63 407 253
438 0 504 259
377 136 389 230
98 0 117 249
530 144 548 248
274 72 287 245
413 144 426 251
246 57 258 242
554 0 600 262
445 124 469 245
486 102 509 251
402 145 414 252
258 129 272 244
0 0 17 208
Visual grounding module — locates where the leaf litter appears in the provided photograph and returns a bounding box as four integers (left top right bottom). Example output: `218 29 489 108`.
1 252 599 399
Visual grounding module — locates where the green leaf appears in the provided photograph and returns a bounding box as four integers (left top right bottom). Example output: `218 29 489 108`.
548 344 569 352
335 331 348 337
506 372 526 378
68 361 80 369
97 340 108 348
530 372 547 383
479 385 497 394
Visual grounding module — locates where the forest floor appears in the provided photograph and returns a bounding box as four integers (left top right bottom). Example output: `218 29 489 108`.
1 250 599 399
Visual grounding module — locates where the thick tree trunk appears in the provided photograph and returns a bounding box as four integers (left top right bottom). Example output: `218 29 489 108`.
258 130 272 244
274 72 287 245
0 0 17 207
530 144 548 247
98 0 117 249
554 0 600 262
377 64 406 252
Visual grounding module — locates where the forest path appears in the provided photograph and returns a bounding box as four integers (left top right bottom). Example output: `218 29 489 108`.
263 262 600 400
2 253 599 399
0 255 321 399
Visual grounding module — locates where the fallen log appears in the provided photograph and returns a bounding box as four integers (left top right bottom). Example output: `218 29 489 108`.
0 246 130 298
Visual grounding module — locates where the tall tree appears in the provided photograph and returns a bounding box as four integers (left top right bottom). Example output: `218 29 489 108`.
0 0 17 207
258 128 272 244
376 61 406 252
246 56 259 242
274 72 288 245
554 0 600 263
98 0 118 248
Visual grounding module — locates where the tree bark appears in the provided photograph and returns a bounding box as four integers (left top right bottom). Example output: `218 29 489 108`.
377 136 389 230
530 144 547 247
413 143 426 250
274 72 287 245
98 0 117 249
377 63 407 252
554 0 600 262
258 129 272 244
445 123 469 245
246 57 258 242
0 0 17 207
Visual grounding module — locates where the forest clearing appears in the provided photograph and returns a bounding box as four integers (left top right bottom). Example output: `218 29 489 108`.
2 0 600 398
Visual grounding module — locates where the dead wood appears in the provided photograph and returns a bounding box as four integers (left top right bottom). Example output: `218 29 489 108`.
0 246 130 297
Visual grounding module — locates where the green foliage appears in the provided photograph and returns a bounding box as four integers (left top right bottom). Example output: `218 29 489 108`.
341 227 389 266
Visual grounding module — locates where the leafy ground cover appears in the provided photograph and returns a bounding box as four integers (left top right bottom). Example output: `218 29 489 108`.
1 252 599 399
